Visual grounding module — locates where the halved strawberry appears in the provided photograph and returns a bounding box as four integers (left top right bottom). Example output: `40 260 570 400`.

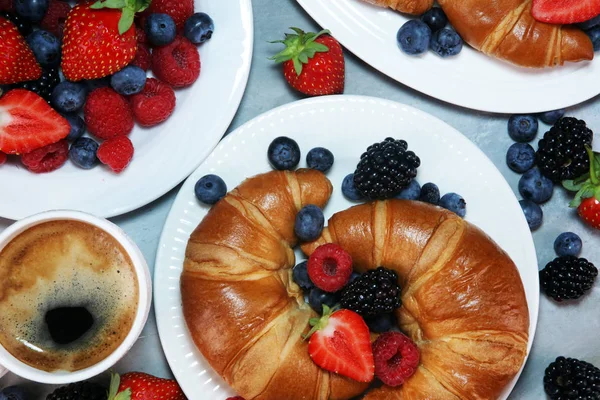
532 0 600 24
306 306 374 383
0 89 70 154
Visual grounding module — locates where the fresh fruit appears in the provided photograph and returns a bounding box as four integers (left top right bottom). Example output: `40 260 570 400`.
354 138 420 200
40 0 70 39
396 20 431 55
519 199 543 230
419 182 440 204
69 137 99 169
130 78 176 127
536 117 593 182
586 25 600 51
308 287 338 314
0 16 41 84
508 114 538 142
131 42 152 71
341 266 401 317
152 35 200 88
1 11 32 36
226 398 245 400
26 29 60 67
63 113 85 141
108 371 186 400
372 332 419 387
430 28 463 57
267 136 301 170
292 260 314 291
184 12 214 44
14 0 48 22
295 205 325 242
84 87 134 140
544 356 600 400
539 109 565 125
308 243 353 293
518 167 554 204
46 381 107 400
306 147 334 172
145 0 193 31
110 65 146 96
439 192 466 217
563 146 600 229
306 306 375 383
0 386 27 400
342 173 363 201
194 174 227 204
540 256 597 301
271 28 345 96
13 66 60 102
395 179 421 200
578 197 600 228
421 7 447 32
145 13 176 46
554 232 582 257
0 152 6 165
21 139 68 173
532 0 600 24
0 89 69 154
364 313 396 333
580 14 600 29
51 81 87 113
97 136 134 173
506 143 536 173
136 26 147 44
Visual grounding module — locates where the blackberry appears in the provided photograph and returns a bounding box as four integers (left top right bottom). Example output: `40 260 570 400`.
13 68 61 103
544 356 600 400
353 137 420 200
0 12 33 36
536 117 593 182
341 267 401 316
46 382 107 400
540 256 597 302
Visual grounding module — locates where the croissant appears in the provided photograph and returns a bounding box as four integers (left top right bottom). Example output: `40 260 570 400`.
301 200 530 399
360 0 433 16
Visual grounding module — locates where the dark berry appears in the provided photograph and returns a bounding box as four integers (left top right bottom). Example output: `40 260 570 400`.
397 20 431 55
539 109 565 125
46 381 107 400
51 81 87 113
194 174 227 205
540 256 597 301
419 182 440 204
544 356 600 400
420 7 447 32
342 173 363 201
430 28 463 57
267 136 300 170
0 386 27 400
306 147 334 172
184 12 214 44
506 143 535 173
520 199 543 231
395 179 421 200
12 67 60 102
294 204 324 242
62 113 85 141
439 192 466 217
110 65 147 96
508 114 538 142
341 267 401 316
554 232 582 257
145 13 177 47
69 137 98 169
579 14 600 30
26 29 60 67
14 0 48 22
518 167 554 204
365 313 396 333
292 261 313 291
308 287 339 314
1 11 32 35
586 26 600 51
349 271 361 283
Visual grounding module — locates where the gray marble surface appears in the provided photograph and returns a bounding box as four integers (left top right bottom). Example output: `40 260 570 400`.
2 0 600 398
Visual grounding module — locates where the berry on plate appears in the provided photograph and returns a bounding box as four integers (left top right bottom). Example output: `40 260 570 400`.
540 256 597 301
372 332 419 387
97 136 134 173
439 192 466 217
341 267 401 317
267 136 301 170
518 167 554 204
51 81 87 113
295 205 325 242
395 179 421 200
145 0 193 31
579 14 600 29
586 25 600 51
271 28 345 96
131 42 152 71
63 113 85 141
396 20 431 55
420 7 447 32
342 173 363 201
107 371 186 400
563 146 600 229
69 137 99 169
0 152 6 165
308 287 338 314
13 66 60 102
306 147 334 172
14 0 48 22
0 16 41 85
130 78 176 127
40 0 70 39
46 381 106 400
111 65 147 96
365 313 396 333
429 28 463 57
419 182 440 205
194 174 227 205
554 232 582 257
26 29 60 68
306 306 374 383
293 260 314 291
21 139 68 173
145 13 176 47
519 199 543 231
0 385 27 400
84 87 134 140
308 243 353 293
152 35 200 88
539 109 566 125
544 356 600 400
508 114 538 143
532 0 600 25
184 12 214 44
506 143 536 173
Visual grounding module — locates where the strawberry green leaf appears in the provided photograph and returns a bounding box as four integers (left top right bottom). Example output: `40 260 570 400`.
118 7 135 34
91 0 126 9
563 179 585 192
292 58 302 76
270 28 332 76
107 373 131 400
134 0 151 12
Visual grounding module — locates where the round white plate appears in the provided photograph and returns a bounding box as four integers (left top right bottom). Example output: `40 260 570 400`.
154 95 539 399
296 0 599 114
0 0 253 221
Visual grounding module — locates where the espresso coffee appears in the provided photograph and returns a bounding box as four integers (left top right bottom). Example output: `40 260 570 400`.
0 220 139 372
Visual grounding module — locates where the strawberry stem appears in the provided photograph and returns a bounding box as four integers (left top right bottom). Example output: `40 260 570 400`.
270 28 331 76
91 0 150 34
107 372 131 400
303 304 339 340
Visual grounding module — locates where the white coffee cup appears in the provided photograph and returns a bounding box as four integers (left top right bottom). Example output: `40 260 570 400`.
0 210 152 384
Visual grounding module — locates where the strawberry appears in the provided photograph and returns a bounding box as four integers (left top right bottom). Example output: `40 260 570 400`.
563 145 600 229
144 0 193 31
107 372 186 400
61 0 150 81
0 16 41 85
532 0 600 24
271 28 345 96
0 89 70 154
306 305 374 383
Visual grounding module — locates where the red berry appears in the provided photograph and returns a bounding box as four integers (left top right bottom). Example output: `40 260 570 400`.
152 36 200 88
308 243 352 293
97 136 134 173
136 26 147 44
146 0 193 30
40 0 71 39
131 78 176 127
21 140 68 173
131 43 152 71
226 397 245 400
372 332 420 387
0 152 6 165
84 88 134 140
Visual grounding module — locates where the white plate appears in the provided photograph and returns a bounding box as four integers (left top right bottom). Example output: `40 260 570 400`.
154 95 539 399
296 0 600 114
0 0 253 220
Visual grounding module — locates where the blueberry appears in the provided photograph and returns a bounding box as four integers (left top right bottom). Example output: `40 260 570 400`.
395 179 421 200
506 143 535 173
267 136 301 170
26 30 60 67
554 232 582 257
308 288 339 314
430 28 463 57
306 147 334 172
195 174 227 205
365 313 396 333
508 115 538 142
420 7 447 32
69 137 99 169
14 0 48 22
419 182 440 204
439 193 466 218
0 386 27 400
518 167 553 204
145 13 177 46
51 81 87 113
85 77 111 92
62 113 85 142
184 12 214 44
586 26 600 51
342 173 363 201
538 109 565 125
293 261 314 291
579 15 600 30
519 199 543 231
397 20 431 55
349 271 361 283
295 205 324 242
111 66 147 96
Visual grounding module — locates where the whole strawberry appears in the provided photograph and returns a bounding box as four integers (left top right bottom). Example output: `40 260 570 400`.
107 372 187 400
0 16 41 84
563 145 600 229
271 28 345 96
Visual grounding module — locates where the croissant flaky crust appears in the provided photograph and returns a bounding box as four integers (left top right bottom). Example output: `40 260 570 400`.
360 0 433 16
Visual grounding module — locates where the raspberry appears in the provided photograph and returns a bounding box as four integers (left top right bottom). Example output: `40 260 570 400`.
0 151 6 165
131 78 176 127
373 332 420 387
136 26 147 44
21 140 68 173
131 43 152 71
152 36 200 88
84 88 134 140
40 0 71 38
308 243 353 293
97 136 134 173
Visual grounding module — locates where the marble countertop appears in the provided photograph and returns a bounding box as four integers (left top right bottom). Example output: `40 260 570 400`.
1 0 600 398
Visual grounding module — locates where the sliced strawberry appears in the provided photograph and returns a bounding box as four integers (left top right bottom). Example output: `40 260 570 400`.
0 89 70 154
307 306 374 383
532 0 600 24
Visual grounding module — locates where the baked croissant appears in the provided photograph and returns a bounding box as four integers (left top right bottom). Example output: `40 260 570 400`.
360 0 433 16
301 200 530 399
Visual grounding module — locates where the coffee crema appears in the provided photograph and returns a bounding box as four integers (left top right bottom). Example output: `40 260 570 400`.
0 220 139 372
